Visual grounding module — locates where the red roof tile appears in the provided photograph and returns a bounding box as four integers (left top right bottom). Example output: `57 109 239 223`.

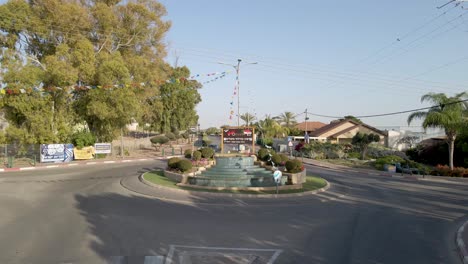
295 121 326 132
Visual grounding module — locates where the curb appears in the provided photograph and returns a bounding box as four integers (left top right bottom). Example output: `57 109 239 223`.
139 172 331 199
303 160 468 184
0 156 183 173
303 161 408 178
457 220 468 264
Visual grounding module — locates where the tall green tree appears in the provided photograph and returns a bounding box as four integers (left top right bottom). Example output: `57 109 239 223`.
0 0 176 143
407 92 468 170
157 67 201 133
352 132 380 160
274 111 297 128
341 115 362 124
240 112 256 127
255 115 289 139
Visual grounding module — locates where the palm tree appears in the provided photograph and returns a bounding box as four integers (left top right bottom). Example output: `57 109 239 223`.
408 92 468 170
274 111 297 128
240 112 256 127
257 115 289 139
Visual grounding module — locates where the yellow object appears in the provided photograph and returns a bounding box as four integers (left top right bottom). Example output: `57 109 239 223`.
73 146 95 160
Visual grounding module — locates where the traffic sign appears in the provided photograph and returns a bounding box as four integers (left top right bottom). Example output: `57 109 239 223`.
273 170 282 183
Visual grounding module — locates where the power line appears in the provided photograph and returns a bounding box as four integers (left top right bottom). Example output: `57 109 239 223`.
367 10 468 66
355 3 459 66
304 98 468 119
173 47 468 95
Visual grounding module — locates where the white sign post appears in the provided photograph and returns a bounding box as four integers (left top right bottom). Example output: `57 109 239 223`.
273 169 282 194
94 143 112 154
288 141 293 158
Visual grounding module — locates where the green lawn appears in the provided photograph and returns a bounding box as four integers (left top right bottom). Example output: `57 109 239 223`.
143 171 327 195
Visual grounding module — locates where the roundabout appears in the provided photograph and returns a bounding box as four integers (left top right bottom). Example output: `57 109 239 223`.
0 160 466 263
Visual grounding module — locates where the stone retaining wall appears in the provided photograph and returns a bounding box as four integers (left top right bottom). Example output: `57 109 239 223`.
176 183 302 191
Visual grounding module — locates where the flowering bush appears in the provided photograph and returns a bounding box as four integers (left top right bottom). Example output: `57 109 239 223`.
430 165 468 177
285 159 304 173
295 142 304 152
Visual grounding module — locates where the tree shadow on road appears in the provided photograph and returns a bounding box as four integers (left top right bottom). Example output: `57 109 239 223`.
73 189 355 263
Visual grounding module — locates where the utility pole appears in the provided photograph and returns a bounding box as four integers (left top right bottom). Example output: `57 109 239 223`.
218 59 257 127
304 109 310 144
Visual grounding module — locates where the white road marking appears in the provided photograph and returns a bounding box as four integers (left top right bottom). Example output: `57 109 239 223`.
104 161 116 164
108 256 126 263
20 167 35 170
267 249 283 264
165 245 175 264
68 163 79 166
144 256 165 264
165 245 283 264
86 162 97 165
46 165 59 168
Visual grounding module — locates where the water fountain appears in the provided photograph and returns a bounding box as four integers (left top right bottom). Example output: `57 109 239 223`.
187 156 285 188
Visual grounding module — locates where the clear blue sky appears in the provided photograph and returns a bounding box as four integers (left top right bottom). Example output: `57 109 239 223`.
160 0 468 131
1 0 467 132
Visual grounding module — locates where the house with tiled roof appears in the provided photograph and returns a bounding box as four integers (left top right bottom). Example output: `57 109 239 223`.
295 121 326 134
310 119 387 145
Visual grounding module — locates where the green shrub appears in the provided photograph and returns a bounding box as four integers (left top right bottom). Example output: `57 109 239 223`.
167 157 181 169
95 154 107 159
151 135 169 145
285 159 303 173
257 148 275 162
192 150 202 161
165 132 176 140
375 155 405 170
184 149 192 159
71 131 96 149
177 159 193 173
347 152 361 159
279 154 289 165
257 138 273 147
200 147 214 159
258 148 269 161
402 160 430 175
271 154 282 166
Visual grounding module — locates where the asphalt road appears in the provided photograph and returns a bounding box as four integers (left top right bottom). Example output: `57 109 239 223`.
0 160 467 264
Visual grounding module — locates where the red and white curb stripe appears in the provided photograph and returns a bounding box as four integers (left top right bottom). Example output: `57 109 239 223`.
0 156 182 173
457 220 468 264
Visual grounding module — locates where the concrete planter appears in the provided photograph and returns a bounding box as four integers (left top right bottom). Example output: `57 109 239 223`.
164 170 188 184
164 160 215 184
283 169 307 184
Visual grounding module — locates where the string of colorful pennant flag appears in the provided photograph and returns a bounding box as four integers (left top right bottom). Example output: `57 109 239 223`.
228 73 239 122
0 70 233 96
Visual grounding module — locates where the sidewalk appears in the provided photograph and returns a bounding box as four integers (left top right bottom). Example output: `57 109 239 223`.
300 157 415 178
457 221 468 264
0 155 181 173
301 157 468 184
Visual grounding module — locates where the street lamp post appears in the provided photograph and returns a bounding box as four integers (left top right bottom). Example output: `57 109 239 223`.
198 123 201 146
218 59 257 127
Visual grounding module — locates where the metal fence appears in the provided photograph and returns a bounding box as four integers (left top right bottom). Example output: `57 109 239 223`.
0 141 189 168
0 144 40 168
